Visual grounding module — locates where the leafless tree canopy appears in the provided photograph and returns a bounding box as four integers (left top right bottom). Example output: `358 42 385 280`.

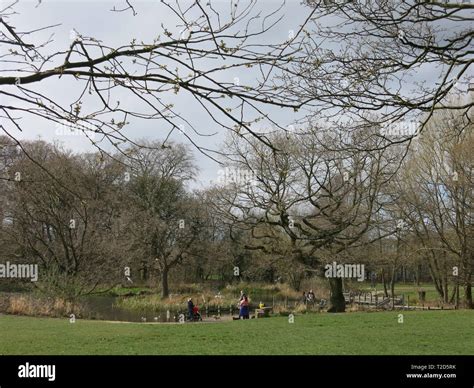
289 0 473 144
0 0 318 160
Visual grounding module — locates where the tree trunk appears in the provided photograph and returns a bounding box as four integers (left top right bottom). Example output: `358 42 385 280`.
327 278 345 313
464 273 473 309
381 268 389 297
427 257 445 301
443 278 449 304
416 264 422 286
456 283 460 309
390 268 396 309
449 283 458 304
161 267 169 299
443 265 449 304
140 262 148 282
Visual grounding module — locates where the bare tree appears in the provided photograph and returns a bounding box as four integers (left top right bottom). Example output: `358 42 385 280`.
122 141 199 298
285 0 473 147
213 127 397 311
0 0 315 160
392 108 473 307
2 141 123 299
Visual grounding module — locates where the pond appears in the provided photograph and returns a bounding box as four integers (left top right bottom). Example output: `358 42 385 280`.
79 295 220 322
79 294 299 322
79 295 157 322
0 292 301 322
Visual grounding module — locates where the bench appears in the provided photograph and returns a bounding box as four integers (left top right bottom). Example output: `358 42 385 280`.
255 307 272 318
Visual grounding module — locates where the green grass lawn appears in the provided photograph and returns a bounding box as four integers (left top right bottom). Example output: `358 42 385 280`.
1 311 473 355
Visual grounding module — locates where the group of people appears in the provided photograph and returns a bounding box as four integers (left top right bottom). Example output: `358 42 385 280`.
302 289 316 305
187 298 200 321
186 289 266 321
186 291 251 321
187 289 316 321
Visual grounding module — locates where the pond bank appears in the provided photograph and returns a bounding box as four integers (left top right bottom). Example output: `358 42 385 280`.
0 289 305 322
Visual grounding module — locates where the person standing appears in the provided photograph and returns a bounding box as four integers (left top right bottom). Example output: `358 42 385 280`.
239 295 249 319
187 298 194 321
370 272 377 288
307 289 315 304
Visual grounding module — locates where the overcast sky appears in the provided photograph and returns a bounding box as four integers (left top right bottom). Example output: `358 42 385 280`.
1 0 311 189
2 0 472 189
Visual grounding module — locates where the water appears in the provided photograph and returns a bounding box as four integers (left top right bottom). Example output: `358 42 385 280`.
80 295 183 323
0 292 300 322
79 295 295 323
80 295 246 322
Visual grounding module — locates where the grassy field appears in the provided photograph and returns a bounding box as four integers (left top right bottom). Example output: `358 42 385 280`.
1 310 473 355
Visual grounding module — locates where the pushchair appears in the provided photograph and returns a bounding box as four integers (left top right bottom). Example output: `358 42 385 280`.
191 306 202 321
